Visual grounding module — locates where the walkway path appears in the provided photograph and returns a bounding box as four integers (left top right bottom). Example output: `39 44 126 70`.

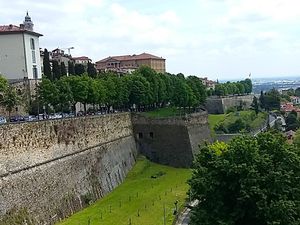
175 200 199 225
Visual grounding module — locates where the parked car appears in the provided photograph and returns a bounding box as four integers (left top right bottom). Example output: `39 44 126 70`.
24 115 37 122
0 116 7 124
10 115 25 122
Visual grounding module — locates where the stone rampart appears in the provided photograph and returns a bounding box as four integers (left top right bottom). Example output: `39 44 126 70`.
132 111 211 168
0 113 137 224
205 95 254 114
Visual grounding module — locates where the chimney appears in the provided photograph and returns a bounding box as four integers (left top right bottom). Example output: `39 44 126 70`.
9 24 13 29
20 24 25 29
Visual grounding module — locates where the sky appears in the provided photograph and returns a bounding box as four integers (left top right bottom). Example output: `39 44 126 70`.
2 0 300 80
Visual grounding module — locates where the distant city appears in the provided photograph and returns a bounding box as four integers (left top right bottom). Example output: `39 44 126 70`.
221 76 300 94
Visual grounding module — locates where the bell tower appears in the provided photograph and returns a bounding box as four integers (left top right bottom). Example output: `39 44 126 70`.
23 11 34 31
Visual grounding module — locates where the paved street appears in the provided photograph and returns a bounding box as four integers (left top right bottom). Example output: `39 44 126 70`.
175 200 199 225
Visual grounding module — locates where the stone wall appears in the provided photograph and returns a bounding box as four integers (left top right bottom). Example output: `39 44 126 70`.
132 111 211 168
0 113 138 224
205 95 254 114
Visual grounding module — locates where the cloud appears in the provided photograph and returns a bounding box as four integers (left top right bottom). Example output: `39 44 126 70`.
1 0 300 79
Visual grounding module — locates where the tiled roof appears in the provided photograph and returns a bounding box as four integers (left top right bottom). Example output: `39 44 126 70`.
96 53 165 63
73 56 91 60
0 24 43 36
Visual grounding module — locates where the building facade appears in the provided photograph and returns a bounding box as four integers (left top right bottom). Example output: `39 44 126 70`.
0 12 43 81
73 56 92 65
96 53 166 74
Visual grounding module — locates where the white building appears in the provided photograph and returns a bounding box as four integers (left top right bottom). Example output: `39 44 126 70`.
0 12 43 81
73 56 92 65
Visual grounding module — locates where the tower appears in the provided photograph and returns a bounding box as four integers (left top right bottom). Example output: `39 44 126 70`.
23 11 34 31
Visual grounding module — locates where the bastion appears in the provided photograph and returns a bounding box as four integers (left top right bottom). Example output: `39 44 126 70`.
0 111 211 224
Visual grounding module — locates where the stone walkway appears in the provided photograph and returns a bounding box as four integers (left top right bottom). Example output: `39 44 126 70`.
175 200 199 225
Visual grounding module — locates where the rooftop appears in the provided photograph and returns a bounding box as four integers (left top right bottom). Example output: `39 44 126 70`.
73 56 91 61
96 53 165 63
0 24 43 37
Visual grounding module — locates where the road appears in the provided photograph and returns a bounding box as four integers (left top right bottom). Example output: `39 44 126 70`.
175 200 199 225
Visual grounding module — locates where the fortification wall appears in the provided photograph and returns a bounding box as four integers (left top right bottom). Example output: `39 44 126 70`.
0 113 137 224
132 111 211 168
205 95 254 114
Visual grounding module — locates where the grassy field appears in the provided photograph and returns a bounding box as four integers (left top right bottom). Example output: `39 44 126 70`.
208 114 227 132
208 110 267 134
143 107 185 118
57 157 191 225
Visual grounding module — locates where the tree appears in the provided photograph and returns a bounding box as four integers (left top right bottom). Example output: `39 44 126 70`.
52 60 61 80
0 75 8 92
68 61 75 75
285 111 300 131
74 64 85 75
66 75 89 113
87 62 97 78
251 96 259 115
189 132 300 225
0 86 20 120
186 76 207 107
262 88 280 111
43 49 52 80
60 62 67 76
295 87 300 97
55 77 73 112
37 77 59 112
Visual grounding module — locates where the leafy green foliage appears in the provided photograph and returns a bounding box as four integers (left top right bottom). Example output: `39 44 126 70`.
214 79 252 96
37 77 59 110
52 60 61 80
213 111 267 134
0 85 21 119
295 87 300 97
0 74 8 92
260 88 281 111
68 61 75 75
36 66 207 113
251 96 259 115
43 49 52 80
286 111 300 131
87 62 97 78
74 64 85 75
189 132 300 225
60 62 67 76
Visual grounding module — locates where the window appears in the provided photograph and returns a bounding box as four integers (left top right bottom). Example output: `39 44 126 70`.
138 133 143 139
32 66 38 79
149 132 154 138
30 38 35 50
32 50 36 63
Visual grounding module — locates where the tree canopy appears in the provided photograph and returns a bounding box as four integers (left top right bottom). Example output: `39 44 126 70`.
37 66 208 113
214 79 253 96
189 132 300 225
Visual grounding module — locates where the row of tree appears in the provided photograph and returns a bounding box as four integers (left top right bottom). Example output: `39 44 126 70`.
0 76 20 118
189 131 300 225
210 79 252 96
36 66 207 114
43 49 97 81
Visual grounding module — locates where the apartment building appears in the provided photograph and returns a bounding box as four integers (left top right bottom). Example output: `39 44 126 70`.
96 53 166 74
0 12 42 81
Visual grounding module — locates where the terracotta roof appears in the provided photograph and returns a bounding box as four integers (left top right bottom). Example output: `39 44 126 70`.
96 53 165 63
73 56 91 61
0 24 43 36
281 103 300 112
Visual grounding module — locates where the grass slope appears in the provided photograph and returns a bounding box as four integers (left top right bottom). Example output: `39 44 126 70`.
58 157 191 225
208 110 267 134
143 107 185 118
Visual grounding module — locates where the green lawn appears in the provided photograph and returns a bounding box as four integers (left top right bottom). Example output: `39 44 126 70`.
208 114 227 132
143 107 185 118
57 157 191 225
208 110 267 134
